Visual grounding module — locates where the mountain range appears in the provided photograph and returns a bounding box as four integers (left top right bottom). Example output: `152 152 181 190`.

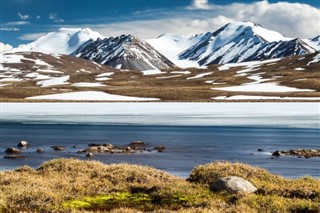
3 21 320 70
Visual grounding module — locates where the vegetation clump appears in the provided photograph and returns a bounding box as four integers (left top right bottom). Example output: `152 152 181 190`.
0 159 319 212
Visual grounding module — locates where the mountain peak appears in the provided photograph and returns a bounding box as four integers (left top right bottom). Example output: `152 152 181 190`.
216 21 289 43
15 27 105 54
73 34 175 70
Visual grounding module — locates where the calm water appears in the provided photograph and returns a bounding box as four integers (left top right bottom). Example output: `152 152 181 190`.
0 122 319 178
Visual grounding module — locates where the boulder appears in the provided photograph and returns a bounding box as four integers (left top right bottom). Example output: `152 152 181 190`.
86 152 93 158
51 146 65 151
17 140 29 148
154 146 166 152
272 151 282 156
210 176 257 194
36 148 44 153
5 147 20 154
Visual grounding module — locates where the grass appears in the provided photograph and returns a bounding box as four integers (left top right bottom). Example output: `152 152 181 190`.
0 159 319 212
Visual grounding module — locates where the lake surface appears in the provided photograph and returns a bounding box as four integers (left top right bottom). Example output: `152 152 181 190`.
0 103 319 178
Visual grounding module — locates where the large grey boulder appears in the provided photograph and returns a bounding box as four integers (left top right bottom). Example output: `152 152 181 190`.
210 176 257 194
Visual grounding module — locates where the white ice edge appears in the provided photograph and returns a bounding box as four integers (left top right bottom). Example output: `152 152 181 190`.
1 103 319 129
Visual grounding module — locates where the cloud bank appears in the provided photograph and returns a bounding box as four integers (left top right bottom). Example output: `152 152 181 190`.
20 1 320 41
91 0 320 39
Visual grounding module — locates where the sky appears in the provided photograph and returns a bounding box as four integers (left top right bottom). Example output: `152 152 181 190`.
1 0 320 47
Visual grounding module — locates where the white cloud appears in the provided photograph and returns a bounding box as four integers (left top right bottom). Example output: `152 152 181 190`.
189 0 210 10
2 21 29 26
49 13 57 20
87 1 319 39
49 13 64 22
19 33 47 41
18 12 29 20
54 19 64 23
0 27 20 31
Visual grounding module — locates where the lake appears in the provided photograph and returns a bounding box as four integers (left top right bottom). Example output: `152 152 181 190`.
0 103 319 178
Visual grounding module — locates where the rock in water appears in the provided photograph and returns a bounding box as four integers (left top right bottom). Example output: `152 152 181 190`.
86 153 93 158
5 147 20 154
51 146 65 151
18 140 29 148
36 148 44 153
211 176 257 194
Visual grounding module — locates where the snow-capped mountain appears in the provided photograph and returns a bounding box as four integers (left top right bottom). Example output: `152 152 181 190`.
16 28 105 54
0 42 12 52
73 34 175 70
2 22 319 70
304 36 320 50
148 22 318 66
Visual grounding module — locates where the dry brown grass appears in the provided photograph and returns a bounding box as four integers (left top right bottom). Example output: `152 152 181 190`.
1 52 319 102
0 159 319 212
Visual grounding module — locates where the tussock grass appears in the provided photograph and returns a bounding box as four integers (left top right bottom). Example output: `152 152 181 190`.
189 161 320 212
0 159 319 212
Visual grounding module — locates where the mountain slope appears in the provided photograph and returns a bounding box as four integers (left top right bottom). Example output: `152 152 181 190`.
146 33 208 68
149 22 318 67
15 28 105 54
73 35 175 70
304 36 320 50
1 51 319 101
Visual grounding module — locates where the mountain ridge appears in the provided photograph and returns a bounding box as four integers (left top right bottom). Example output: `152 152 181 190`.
3 21 319 70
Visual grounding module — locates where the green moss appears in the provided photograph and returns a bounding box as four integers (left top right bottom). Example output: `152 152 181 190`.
63 192 200 211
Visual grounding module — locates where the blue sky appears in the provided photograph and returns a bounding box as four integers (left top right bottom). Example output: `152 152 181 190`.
1 0 320 47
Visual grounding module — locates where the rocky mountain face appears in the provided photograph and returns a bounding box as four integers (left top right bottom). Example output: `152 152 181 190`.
72 34 175 70
148 22 318 66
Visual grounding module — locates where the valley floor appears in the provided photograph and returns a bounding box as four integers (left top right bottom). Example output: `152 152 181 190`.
1 52 319 102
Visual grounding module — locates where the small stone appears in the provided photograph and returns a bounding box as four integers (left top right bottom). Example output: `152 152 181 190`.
154 146 166 152
86 153 93 158
51 146 65 151
272 151 282 156
5 147 20 154
129 141 146 146
36 148 44 153
17 141 29 148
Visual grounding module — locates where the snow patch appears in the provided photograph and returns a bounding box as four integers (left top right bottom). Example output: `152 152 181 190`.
96 72 114 77
187 72 212 80
37 76 70 87
71 82 106 87
141 69 166 75
294 67 305 71
170 71 191 74
26 91 160 101
212 82 314 92
307 53 320 65
96 77 111 81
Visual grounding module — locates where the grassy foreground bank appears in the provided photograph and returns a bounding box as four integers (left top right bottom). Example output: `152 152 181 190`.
0 159 319 213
